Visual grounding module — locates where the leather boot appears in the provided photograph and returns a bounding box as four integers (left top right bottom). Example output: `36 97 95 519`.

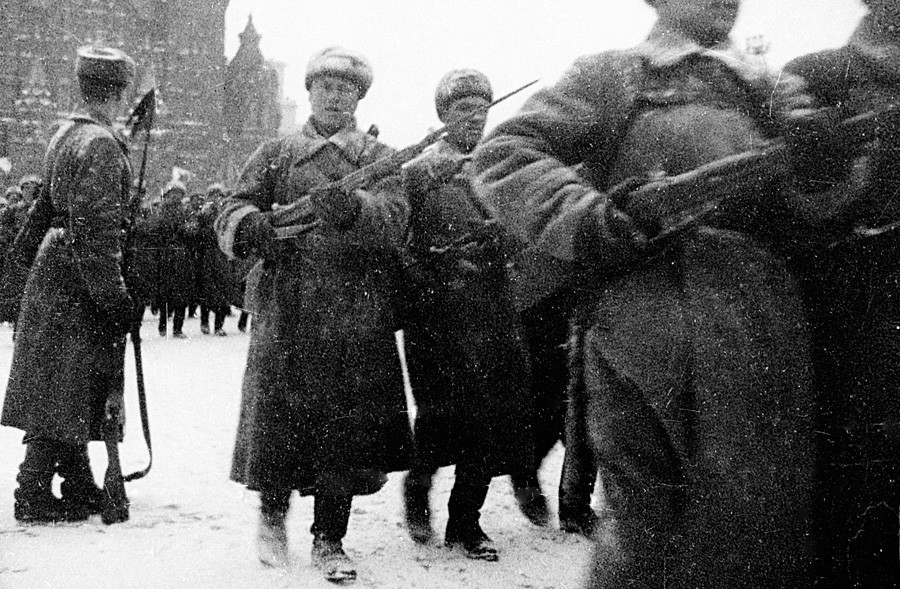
58 443 106 515
310 494 355 582
14 440 89 524
445 474 498 561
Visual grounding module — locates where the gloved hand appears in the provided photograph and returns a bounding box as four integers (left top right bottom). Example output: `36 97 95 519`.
101 293 141 338
576 186 648 274
236 211 276 258
310 185 362 229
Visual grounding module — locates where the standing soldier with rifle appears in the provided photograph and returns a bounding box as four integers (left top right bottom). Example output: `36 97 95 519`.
784 1 900 586
0 46 140 524
399 69 536 561
215 46 412 583
472 0 831 587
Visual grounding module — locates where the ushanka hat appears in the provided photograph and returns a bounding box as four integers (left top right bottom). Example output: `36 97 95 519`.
75 45 135 88
305 47 373 98
434 69 493 119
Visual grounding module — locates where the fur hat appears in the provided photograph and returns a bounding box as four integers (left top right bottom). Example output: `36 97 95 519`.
75 46 135 88
18 174 41 188
305 47 373 98
162 180 186 197
434 69 493 119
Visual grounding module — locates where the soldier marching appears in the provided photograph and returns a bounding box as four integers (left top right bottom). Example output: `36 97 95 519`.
0 2 899 587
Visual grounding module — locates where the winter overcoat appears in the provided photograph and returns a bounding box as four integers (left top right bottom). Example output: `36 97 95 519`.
217 118 413 495
196 201 239 308
147 197 194 305
473 24 816 589
785 14 900 587
1 113 135 443
401 139 534 477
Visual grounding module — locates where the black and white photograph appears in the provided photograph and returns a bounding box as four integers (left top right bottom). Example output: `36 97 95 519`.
1 1 896 587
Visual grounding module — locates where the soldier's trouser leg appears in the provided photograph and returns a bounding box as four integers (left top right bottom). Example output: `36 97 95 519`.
199 306 210 333
57 442 104 514
214 307 227 332
445 463 491 539
445 462 498 560
558 324 599 535
157 301 168 334
172 303 186 335
257 486 290 566
310 493 352 542
403 462 437 543
237 311 249 332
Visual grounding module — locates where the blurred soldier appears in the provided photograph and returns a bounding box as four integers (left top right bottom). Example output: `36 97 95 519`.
0 46 138 523
215 46 412 583
784 1 900 586
148 181 193 338
197 183 234 335
400 69 536 561
17 175 41 210
473 1 825 587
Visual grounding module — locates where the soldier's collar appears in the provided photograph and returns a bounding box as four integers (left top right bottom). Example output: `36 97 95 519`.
637 23 768 84
299 117 371 162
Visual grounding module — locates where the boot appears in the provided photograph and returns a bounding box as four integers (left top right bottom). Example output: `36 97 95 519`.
257 511 289 567
14 440 89 524
444 519 499 562
58 443 106 516
403 471 434 544
510 472 550 527
310 494 355 582
311 535 357 583
445 474 497 561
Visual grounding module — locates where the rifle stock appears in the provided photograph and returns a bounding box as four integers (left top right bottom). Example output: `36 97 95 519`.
102 410 129 525
626 105 900 243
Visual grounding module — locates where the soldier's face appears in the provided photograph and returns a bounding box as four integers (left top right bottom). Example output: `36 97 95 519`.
659 0 741 46
309 75 360 131
442 96 490 153
20 182 39 203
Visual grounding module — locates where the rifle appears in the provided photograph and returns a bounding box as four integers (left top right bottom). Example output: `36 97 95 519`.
102 88 156 524
273 79 540 240
624 105 900 245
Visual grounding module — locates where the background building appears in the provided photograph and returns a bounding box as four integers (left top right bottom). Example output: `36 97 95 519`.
0 0 282 198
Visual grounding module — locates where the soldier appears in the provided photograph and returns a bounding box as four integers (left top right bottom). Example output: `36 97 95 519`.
215 46 412 583
0 46 138 523
472 1 824 587
400 69 536 561
148 180 193 338
784 2 900 586
196 183 234 336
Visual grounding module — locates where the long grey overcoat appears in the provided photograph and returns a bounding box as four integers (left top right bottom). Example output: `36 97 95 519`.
473 24 816 589
1 113 134 443
216 119 412 495
401 139 535 477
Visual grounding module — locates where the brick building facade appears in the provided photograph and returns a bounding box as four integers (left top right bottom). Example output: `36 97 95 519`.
0 0 281 197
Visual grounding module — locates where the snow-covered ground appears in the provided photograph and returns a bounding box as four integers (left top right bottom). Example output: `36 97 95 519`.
0 313 593 588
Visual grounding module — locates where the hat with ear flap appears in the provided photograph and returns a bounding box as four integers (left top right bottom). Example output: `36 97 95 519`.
305 47 373 98
434 69 493 119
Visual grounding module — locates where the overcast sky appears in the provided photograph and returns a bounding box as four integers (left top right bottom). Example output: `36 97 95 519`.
224 0 868 146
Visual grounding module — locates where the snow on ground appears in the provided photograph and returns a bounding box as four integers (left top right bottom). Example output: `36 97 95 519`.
0 313 593 589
